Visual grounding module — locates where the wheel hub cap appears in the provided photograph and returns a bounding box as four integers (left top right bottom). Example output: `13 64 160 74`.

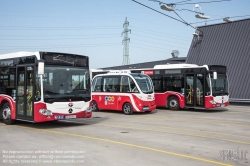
170 100 177 107
124 105 130 113
3 106 11 120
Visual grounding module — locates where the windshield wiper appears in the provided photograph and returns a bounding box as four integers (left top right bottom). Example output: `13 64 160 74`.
46 95 91 103
144 91 153 94
46 95 75 104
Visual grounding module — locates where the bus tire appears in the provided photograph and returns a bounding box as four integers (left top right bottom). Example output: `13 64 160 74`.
92 101 99 112
123 103 133 115
168 97 180 110
2 102 15 125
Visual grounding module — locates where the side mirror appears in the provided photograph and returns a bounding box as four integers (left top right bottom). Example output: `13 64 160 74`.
213 71 217 80
38 60 44 75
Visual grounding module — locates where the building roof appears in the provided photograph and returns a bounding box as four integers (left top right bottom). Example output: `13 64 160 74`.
186 18 250 101
100 57 186 70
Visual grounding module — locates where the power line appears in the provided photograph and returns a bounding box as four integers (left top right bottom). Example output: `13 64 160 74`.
132 34 191 45
0 36 120 40
0 34 119 37
0 43 122 51
189 15 250 24
133 39 190 49
130 44 188 53
149 0 192 5
131 42 189 50
130 26 192 40
173 10 189 25
132 30 191 41
173 0 231 5
132 0 188 25
0 29 191 41
132 0 197 30
0 26 121 30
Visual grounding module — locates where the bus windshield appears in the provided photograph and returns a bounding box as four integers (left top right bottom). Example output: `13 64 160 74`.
131 74 153 94
38 66 91 103
210 74 229 96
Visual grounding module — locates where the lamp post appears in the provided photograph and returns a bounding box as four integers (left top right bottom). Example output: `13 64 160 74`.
223 17 233 23
160 4 175 11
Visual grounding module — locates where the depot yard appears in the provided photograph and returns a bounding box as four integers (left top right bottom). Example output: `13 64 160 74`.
1 105 250 166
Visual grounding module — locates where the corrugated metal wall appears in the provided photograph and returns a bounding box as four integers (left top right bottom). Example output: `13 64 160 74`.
186 18 250 101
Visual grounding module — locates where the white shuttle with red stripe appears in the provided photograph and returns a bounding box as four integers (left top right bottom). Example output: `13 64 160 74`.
91 70 156 114
130 64 229 110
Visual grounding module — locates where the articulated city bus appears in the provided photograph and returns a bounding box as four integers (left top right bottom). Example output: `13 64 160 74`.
131 64 229 110
0 51 92 125
91 70 156 115
91 64 229 110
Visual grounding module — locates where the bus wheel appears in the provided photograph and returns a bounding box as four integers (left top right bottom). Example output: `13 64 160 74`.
2 103 15 125
92 101 99 112
123 103 133 115
168 97 180 110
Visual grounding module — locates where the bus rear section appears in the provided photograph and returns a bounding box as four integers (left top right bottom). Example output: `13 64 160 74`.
131 64 229 110
91 70 156 115
0 51 92 125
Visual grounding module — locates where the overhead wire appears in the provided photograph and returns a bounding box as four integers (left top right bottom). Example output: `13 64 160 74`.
130 44 188 53
131 34 191 45
132 0 197 30
174 0 231 5
130 26 192 40
189 14 250 24
133 39 190 48
0 36 121 40
132 0 188 25
131 42 189 50
0 43 123 51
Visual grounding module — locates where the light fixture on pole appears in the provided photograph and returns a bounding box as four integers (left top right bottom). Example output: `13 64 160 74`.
223 17 233 23
195 14 210 19
160 4 175 11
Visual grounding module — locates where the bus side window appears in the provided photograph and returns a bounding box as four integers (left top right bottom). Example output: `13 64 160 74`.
120 76 129 92
92 77 102 92
103 77 119 92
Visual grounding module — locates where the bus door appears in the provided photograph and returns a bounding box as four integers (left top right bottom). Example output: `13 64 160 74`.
185 74 205 107
16 65 35 121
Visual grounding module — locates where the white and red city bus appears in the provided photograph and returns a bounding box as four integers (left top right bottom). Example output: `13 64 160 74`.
129 64 229 110
91 70 156 115
0 51 92 125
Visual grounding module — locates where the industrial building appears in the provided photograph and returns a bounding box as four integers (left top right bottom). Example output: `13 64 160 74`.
186 18 250 103
100 18 250 104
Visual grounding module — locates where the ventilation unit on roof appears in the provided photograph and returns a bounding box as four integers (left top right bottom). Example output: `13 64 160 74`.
171 50 179 58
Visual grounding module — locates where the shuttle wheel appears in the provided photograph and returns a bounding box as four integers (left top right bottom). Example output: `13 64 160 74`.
123 103 133 115
168 97 180 110
92 101 99 112
2 103 15 125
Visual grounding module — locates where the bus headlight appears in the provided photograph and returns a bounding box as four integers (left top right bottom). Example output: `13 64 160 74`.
209 100 216 105
86 107 92 113
39 109 53 116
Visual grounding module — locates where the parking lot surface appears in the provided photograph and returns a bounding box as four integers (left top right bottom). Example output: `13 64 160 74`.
1 105 250 166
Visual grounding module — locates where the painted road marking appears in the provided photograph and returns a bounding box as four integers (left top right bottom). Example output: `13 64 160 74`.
0 124 232 166
97 124 250 145
99 121 250 139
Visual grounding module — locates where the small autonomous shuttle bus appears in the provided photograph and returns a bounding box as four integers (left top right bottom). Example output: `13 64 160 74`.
91 70 156 115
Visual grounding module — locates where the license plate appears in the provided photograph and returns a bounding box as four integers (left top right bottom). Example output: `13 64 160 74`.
65 115 76 119
216 104 225 107
143 107 149 110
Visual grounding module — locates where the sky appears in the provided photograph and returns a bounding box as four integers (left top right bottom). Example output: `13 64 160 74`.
0 0 249 69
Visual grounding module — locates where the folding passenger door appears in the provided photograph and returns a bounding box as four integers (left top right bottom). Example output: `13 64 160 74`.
16 65 35 121
185 74 205 107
